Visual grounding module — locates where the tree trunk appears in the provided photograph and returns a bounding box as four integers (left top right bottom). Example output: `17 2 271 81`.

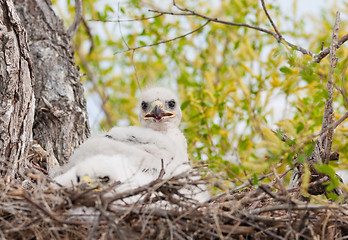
0 0 35 180
14 0 90 168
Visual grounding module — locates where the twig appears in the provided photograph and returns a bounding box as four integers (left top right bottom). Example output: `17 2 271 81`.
82 18 95 53
105 170 192 205
67 0 83 37
157 158 166 180
150 9 278 38
150 4 315 58
131 50 141 90
318 111 348 142
148 1 348 62
320 11 340 164
248 203 339 215
272 165 287 195
89 13 165 22
115 20 210 54
22 191 81 225
314 33 348 63
260 0 282 42
117 2 130 50
86 212 101 240
287 176 329 193
259 184 277 199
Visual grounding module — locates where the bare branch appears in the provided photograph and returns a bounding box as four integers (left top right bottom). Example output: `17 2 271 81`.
89 13 165 22
67 0 83 37
314 33 348 63
117 3 130 50
282 39 314 57
149 8 278 39
319 111 348 142
320 11 340 164
115 20 210 54
82 18 95 53
260 0 282 42
248 203 339 215
150 1 347 62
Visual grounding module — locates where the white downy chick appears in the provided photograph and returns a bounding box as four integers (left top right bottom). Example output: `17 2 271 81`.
52 87 209 202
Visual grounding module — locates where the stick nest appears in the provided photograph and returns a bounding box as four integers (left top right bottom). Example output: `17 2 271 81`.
1 168 348 240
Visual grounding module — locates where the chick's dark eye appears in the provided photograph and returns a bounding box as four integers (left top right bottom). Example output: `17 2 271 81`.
99 176 110 183
141 101 148 110
168 100 176 109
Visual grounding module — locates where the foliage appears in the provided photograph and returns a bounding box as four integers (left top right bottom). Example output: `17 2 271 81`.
52 0 348 192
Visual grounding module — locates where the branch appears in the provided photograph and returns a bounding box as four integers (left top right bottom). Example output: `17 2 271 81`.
248 203 339 215
150 1 347 62
320 11 340 164
260 0 282 42
22 191 82 225
319 111 348 142
89 13 165 22
67 0 83 37
115 20 210 54
149 8 278 39
314 33 348 63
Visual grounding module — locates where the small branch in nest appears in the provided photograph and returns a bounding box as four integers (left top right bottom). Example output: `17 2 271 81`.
287 176 329 193
248 203 339 215
104 171 192 206
157 159 166 180
22 191 81 225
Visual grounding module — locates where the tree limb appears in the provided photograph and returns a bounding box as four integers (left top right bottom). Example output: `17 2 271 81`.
320 11 340 164
314 33 348 63
149 8 278 38
319 111 348 142
67 0 83 37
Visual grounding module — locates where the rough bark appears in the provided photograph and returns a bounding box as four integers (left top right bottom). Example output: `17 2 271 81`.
0 0 35 179
14 0 90 167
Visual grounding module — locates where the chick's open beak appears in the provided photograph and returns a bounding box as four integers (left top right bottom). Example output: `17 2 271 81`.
143 100 175 121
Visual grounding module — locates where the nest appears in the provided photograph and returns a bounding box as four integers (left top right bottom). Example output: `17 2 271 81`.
1 168 348 240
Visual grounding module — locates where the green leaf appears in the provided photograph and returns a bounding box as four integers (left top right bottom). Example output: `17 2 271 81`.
296 122 304 133
297 154 306 163
181 100 190 110
279 66 293 74
326 192 338 201
252 173 258 185
314 164 335 177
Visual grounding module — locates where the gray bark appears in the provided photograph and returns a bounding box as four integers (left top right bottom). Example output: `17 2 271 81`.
0 0 35 179
14 0 90 167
